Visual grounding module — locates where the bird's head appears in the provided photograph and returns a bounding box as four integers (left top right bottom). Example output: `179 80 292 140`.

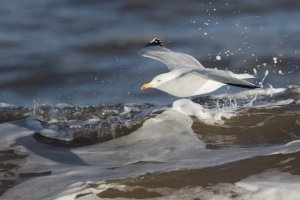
141 73 175 90
141 74 164 90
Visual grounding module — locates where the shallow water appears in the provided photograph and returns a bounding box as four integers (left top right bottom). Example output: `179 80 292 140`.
0 1 300 200
0 87 300 200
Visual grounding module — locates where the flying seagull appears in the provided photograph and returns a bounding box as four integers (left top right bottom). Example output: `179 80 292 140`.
140 38 259 97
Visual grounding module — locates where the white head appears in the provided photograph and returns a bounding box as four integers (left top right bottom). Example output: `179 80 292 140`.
141 72 179 90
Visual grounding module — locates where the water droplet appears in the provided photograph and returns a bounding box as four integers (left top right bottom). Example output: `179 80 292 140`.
216 55 221 60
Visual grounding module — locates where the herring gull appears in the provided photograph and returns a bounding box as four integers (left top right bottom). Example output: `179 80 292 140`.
140 38 259 97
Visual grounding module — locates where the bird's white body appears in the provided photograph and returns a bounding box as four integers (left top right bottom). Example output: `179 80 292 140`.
155 70 224 97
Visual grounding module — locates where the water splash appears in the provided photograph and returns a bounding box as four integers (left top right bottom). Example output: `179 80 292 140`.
172 99 235 125
28 103 155 145
259 70 269 88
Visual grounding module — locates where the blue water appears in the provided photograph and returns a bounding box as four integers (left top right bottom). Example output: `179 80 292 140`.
0 0 299 106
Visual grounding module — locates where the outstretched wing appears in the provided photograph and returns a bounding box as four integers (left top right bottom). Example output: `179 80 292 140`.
139 38 204 71
191 68 259 89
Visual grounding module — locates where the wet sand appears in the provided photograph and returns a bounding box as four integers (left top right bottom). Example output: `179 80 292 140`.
193 105 300 147
0 149 51 196
93 152 300 199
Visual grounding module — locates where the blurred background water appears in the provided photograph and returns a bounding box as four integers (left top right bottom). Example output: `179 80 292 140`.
0 0 299 106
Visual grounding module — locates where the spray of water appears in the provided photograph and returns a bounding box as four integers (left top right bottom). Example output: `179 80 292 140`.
259 70 269 88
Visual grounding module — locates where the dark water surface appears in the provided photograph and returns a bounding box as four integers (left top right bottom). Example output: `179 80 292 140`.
0 0 299 105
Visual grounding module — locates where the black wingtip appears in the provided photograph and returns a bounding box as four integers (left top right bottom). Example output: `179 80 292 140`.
226 83 261 89
144 38 164 47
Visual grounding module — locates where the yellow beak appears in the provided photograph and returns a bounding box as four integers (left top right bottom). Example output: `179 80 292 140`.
141 83 153 90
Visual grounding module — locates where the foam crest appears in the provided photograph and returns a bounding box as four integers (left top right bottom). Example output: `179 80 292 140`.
171 99 235 125
214 87 286 99
27 103 154 144
78 109 205 166
236 171 300 200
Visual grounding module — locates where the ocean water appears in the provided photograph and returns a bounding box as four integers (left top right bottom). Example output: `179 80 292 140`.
0 1 300 200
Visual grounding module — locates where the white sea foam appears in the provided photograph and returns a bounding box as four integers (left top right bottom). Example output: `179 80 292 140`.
235 171 300 200
0 102 15 108
1 96 300 200
214 87 286 99
171 99 235 125
55 171 300 200
212 87 293 109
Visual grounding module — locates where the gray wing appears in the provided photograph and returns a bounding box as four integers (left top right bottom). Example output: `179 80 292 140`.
190 68 259 89
139 38 204 71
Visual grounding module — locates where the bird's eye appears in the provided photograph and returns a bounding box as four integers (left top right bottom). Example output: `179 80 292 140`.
157 79 161 82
